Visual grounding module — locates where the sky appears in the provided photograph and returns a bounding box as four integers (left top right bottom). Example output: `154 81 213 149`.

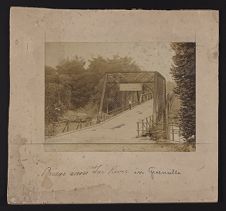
45 42 175 81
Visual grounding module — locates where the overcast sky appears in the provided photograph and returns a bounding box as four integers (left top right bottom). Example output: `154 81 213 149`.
45 42 175 81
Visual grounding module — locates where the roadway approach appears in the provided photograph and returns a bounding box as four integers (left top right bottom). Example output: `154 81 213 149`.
46 99 154 144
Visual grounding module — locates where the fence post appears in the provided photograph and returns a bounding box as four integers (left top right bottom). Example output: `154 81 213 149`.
172 127 174 142
151 115 154 127
146 117 148 132
142 120 144 136
137 122 140 137
178 127 181 142
98 74 107 120
52 123 55 136
67 121 69 132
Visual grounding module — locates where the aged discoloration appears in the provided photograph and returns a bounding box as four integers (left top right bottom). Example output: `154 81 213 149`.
41 175 53 189
8 8 218 203
8 135 28 203
207 44 218 63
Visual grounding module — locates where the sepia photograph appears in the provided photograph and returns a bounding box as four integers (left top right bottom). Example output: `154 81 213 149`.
8 8 218 204
45 42 196 152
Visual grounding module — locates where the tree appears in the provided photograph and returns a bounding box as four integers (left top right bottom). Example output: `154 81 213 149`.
56 57 87 108
88 55 142 74
45 55 143 135
87 55 142 105
166 81 181 125
56 56 86 75
170 43 196 142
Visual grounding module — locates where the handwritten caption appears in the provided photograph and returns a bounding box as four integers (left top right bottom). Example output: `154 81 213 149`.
40 165 181 179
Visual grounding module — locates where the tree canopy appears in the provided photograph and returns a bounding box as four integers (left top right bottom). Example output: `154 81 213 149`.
170 42 196 141
45 56 142 125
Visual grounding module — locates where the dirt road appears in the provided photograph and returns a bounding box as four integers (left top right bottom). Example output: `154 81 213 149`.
46 100 153 143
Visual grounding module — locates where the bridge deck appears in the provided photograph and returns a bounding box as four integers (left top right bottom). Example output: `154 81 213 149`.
46 100 153 143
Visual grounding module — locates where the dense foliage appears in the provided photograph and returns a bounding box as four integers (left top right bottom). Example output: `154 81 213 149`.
45 56 142 125
170 43 196 142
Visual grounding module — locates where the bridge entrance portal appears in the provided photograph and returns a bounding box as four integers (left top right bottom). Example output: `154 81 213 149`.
98 71 167 136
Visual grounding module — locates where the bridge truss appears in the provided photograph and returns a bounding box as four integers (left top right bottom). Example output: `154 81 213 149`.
98 71 167 136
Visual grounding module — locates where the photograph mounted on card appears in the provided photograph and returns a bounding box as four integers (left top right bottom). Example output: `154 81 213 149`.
44 42 196 152
8 8 218 204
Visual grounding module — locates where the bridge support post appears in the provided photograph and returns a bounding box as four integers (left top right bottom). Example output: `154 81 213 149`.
98 74 108 122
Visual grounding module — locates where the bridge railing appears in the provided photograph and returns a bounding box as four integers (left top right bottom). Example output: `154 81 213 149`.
46 97 152 137
136 117 180 141
45 118 95 137
98 96 152 122
136 115 154 137
97 101 138 123
168 123 182 142
108 101 139 115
